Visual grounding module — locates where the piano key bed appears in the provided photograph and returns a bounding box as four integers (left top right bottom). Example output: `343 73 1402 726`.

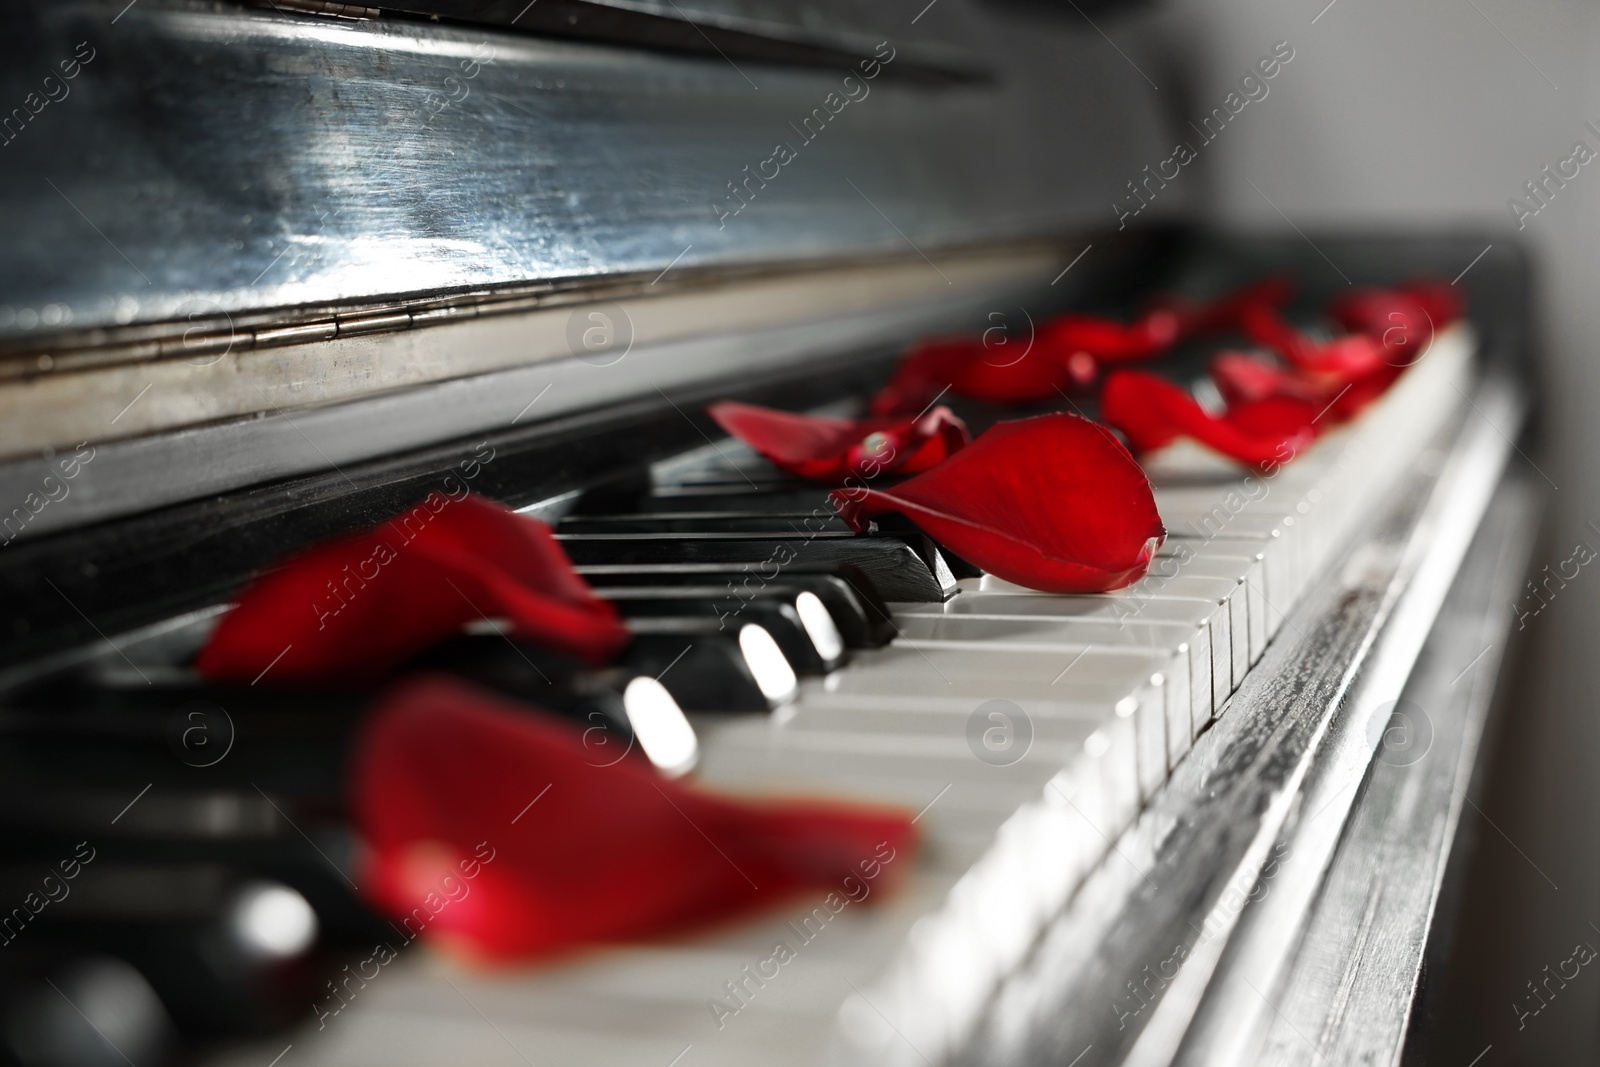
186 320 1517 1067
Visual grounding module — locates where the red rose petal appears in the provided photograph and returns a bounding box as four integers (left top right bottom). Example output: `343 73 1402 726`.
829 413 1164 593
1161 274 1297 336
1397 278 1464 329
869 335 1071 415
195 495 628 685
1225 395 1325 440
1213 351 1401 427
1036 309 1181 365
1326 365 1403 422
1240 301 1391 380
1100 370 1319 473
350 676 916 961
707 400 969 482
870 278 1299 416
1327 281 1463 368
1209 351 1323 407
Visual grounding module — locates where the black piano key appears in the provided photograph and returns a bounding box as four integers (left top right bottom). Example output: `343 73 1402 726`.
635 486 841 513
415 628 789 716
557 534 958 602
661 471 805 488
571 508 978 583
868 513 984 580
563 510 983 582
604 592 845 675
0 667 658 824
0 681 358 810
0 868 320 1035
0 951 181 1066
576 567 895 649
401 634 702 773
559 511 852 535
0 716 384 953
624 623 795 713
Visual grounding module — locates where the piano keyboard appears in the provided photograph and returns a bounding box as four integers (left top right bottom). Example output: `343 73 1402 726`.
197 325 1475 1067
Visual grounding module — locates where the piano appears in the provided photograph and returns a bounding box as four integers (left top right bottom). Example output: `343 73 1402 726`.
0 1 1540 1065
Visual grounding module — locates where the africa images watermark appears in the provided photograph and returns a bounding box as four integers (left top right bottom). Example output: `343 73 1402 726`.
712 41 897 229
1512 932 1596 1031
1110 434 1302 628
311 840 498 1030
1506 122 1600 230
1 442 96 547
0 841 98 949
1109 839 1292 1030
1511 523 1598 630
1114 40 1296 230
705 839 900 1031
713 435 902 630
310 443 496 630
1 40 96 149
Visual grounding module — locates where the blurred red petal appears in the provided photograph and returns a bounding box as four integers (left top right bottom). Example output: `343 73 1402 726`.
1101 370 1318 472
1162 274 1297 335
707 400 969 482
1210 351 1323 407
351 676 916 961
1240 301 1390 380
1326 365 1403 421
196 495 628 685
1226 395 1325 440
829 413 1164 592
869 337 973 416
870 335 1072 415
1397 278 1464 328
1036 309 1180 365
1327 280 1464 368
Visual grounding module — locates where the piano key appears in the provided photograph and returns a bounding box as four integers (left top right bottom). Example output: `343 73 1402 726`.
0 866 320 1034
560 512 852 535
666 471 806 487
958 574 1242 711
1108 574 1244 688
638 486 840 513
1172 526 1290 640
890 638 1185 779
626 624 797 712
604 593 844 675
1151 544 1268 662
896 590 1227 735
698 710 1134 863
557 535 959 603
576 567 895 648
892 621 1194 772
0 953 181 1067
405 636 701 775
796 643 1168 807
892 613 1212 740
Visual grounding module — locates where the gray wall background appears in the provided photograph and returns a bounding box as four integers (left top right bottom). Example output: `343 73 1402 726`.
1134 0 1599 1061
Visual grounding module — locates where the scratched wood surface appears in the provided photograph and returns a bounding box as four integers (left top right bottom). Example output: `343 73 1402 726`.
1251 479 1540 1067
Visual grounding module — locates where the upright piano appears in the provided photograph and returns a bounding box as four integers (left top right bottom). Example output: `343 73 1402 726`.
0 2 1539 1065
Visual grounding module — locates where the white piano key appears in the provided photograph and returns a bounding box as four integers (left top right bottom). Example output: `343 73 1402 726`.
1143 551 1267 668
1163 522 1289 640
891 616 1196 770
891 613 1211 729
797 643 1166 805
698 709 1135 842
974 573 1245 705
912 589 1231 726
